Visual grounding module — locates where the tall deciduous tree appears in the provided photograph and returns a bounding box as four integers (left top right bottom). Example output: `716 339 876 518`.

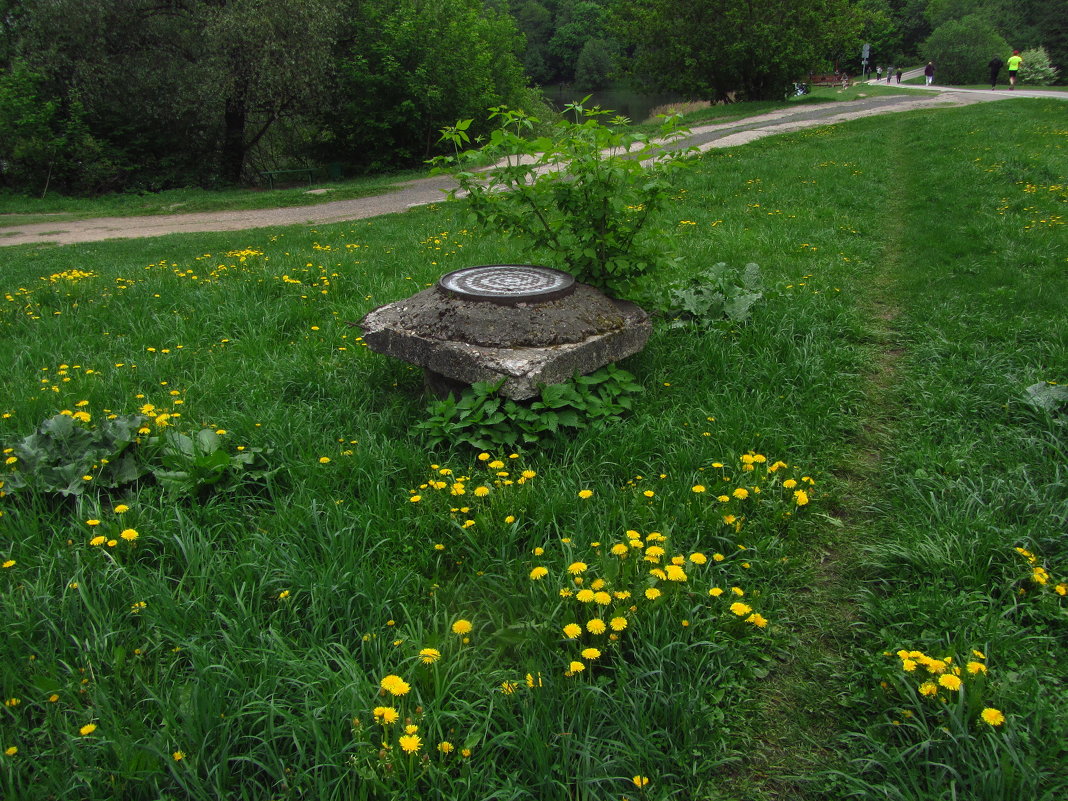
2 0 340 191
317 0 527 172
614 0 864 101
921 14 1009 83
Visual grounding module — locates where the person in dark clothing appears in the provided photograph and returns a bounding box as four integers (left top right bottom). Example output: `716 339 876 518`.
924 62 935 85
989 56 1004 89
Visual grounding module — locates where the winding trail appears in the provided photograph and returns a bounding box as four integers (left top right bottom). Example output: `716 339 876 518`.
1 87 1063 249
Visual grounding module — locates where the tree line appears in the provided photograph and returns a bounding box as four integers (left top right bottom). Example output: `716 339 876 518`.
0 0 1063 196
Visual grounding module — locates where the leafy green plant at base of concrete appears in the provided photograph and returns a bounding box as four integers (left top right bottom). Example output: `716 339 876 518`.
416 365 643 451
432 99 695 298
662 261 765 328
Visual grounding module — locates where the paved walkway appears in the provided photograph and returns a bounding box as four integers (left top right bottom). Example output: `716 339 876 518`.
1 86 1063 248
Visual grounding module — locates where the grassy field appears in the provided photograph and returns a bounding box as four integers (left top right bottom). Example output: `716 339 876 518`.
0 85 925 228
0 98 1065 800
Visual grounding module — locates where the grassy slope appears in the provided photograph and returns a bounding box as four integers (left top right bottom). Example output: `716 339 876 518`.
0 86 927 227
0 100 1064 800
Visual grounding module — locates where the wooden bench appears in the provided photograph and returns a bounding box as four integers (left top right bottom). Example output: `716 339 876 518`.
259 167 316 190
807 73 851 87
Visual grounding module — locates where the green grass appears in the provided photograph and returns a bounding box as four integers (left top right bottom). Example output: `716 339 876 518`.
3 87 925 226
0 171 422 227
0 99 1065 800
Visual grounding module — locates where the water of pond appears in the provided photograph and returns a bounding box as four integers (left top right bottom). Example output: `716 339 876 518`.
541 85 690 124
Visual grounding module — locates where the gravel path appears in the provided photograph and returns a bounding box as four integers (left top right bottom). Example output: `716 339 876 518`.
1 87 1061 249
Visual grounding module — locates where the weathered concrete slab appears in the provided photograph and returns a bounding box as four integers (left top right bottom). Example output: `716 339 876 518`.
360 281 650 400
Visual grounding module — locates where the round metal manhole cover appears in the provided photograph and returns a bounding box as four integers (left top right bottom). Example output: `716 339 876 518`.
438 265 575 304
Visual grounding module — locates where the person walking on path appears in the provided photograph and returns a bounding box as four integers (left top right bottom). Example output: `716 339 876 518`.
896 68 903 83
1007 50 1023 89
887 66 894 84
989 56 1004 89
924 62 935 85
876 65 883 81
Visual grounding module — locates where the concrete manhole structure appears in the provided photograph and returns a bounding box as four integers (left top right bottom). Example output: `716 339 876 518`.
360 265 651 400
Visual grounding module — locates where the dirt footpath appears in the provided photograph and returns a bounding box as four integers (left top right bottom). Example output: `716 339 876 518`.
0 89 1040 249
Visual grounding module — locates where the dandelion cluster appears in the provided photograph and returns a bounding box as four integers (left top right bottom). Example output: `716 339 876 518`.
887 648 1004 728
1014 546 1067 597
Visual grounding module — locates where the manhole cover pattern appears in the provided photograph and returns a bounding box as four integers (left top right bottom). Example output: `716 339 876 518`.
438 265 575 303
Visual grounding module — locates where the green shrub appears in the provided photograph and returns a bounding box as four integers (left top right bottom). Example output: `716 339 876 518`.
921 15 1009 84
1017 47 1061 86
432 100 695 298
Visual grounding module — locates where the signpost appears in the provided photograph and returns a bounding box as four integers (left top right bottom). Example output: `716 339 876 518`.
862 43 870 77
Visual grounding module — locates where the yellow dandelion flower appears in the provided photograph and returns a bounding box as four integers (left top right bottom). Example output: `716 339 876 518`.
980 708 1005 726
729 602 752 616
372 706 400 724
398 734 422 754
473 486 490 497
576 589 595 603
632 776 650 788
581 647 601 660
567 562 588 575
120 528 138 541
563 623 582 639
380 675 411 696
709 587 724 597
172 751 185 761
665 565 688 582
938 674 962 691
318 457 331 464
451 619 472 635
419 648 441 664
587 619 607 634
79 723 97 736
689 552 707 564
529 566 549 580
577 489 593 499
610 616 628 631
438 740 455 753
645 588 662 600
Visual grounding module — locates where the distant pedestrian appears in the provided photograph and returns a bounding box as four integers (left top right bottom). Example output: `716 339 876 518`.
886 66 894 84
924 61 935 86
896 68 903 83
876 65 883 80
1007 50 1023 89
989 56 1004 89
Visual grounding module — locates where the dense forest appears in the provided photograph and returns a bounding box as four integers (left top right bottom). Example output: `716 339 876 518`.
0 0 1063 195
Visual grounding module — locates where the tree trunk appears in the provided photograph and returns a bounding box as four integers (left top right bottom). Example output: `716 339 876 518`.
221 95 246 185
